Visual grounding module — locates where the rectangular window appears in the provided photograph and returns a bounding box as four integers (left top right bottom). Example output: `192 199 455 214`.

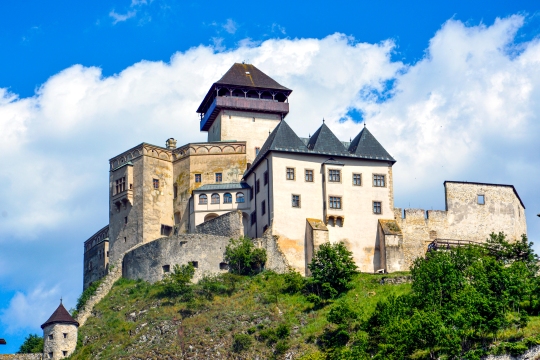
48 334 53 340
292 194 301 208
286 167 295 180
189 261 198 268
373 201 382 214
261 200 266 215
62 351 67 357
195 174 202 183
353 174 362 186
160 225 172 236
255 147 261 156
328 169 341 182
124 216 127 224
373 174 386 187
215 173 222 182
329 196 342 209
250 211 257 226
115 176 126 194
173 184 178 198
256 179 260 194
478 195 485 205
63 333 67 339
153 178 159 189
305 169 313 182
264 171 268 185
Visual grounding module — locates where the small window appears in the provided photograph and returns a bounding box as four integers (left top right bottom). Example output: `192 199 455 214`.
305 169 313 182
199 194 208 204
286 167 295 180
224 193 232 204
211 193 220 204
236 192 245 203
195 174 202 183
373 201 382 214
48 334 54 340
255 147 261 156
215 173 222 182
336 217 343 227
124 216 127 224
250 211 257 226
261 200 266 215
373 175 385 187
292 194 301 208
189 261 198 268
219 262 229 270
256 179 260 194
162 265 170 273
153 178 159 189
63 351 67 356
115 176 126 194
161 225 172 236
353 174 362 186
106 251 109 257
478 195 485 205
329 196 342 209
123 237 126 243
48 353 53 359
264 171 268 185
328 169 341 182
173 184 178 198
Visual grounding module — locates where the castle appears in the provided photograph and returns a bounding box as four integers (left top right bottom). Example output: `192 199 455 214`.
83 63 528 290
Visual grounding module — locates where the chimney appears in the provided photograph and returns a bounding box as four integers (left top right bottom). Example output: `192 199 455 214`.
166 138 177 149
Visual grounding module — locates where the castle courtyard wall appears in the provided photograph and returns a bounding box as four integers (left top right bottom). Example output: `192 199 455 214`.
195 210 244 239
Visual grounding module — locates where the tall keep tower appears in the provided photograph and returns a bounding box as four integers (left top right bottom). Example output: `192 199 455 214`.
197 63 292 163
41 301 79 359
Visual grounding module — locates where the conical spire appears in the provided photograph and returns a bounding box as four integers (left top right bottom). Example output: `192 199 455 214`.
41 302 79 329
348 127 395 162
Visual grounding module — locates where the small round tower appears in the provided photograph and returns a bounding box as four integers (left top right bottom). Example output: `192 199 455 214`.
41 300 79 359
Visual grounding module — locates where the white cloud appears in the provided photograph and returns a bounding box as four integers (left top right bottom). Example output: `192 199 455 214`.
1 15 540 332
223 18 237 34
109 10 137 24
272 23 286 35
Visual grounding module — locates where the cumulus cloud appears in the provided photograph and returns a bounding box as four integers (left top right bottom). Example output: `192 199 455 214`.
109 10 137 24
1 15 539 334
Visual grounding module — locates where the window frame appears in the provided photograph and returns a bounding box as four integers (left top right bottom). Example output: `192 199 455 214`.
211 193 220 204
328 169 341 183
305 169 314 182
236 192 245 203
352 173 362 186
373 201 382 214
286 167 295 181
477 194 485 205
153 178 160 189
215 173 223 183
372 174 386 187
199 194 208 205
224 192 232 204
292 194 301 208
194 174 202 183
328 196 342 210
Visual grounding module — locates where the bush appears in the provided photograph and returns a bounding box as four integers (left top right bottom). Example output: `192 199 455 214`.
275 340 290 355
282 268 305 294
160 264 195 300
75 279 102 314
232 333 252 352
308 242 357 298
18 334 43 354
225 237 267 275
276 323 290 339
197 274 229 300
327 302 358 327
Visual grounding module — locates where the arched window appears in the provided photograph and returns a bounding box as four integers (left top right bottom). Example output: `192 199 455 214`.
224 193 232 204
211 193 220 204
199 194 207 205
236 192 245 203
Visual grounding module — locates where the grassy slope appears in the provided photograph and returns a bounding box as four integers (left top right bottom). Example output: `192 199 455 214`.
69 271 540 359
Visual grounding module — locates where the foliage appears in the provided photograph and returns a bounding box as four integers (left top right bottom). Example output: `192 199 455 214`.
232 333 252 352
160 263 194 300
17 333 43 354
74 279 102 315
225 237 267 275
282 268 305 294
308 242 357 298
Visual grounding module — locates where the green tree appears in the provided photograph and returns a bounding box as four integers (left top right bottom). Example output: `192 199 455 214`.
308 242 357 298
161 263 195 300
18 334 43 354
224 237 267 275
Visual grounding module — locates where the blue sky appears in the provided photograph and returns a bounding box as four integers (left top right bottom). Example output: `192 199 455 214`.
1 0 540 353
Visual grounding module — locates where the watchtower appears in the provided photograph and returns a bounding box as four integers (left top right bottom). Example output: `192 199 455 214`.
41 301 79 359
196 63 292 163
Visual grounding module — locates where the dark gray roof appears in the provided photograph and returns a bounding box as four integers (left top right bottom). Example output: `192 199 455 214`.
307 123 350 155
216 63 291 91
193 182 251 192
348 127 395 162
323 158 345 166
245 120 395 177
41 303 79 329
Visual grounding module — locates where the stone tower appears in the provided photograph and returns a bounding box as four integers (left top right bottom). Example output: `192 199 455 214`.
41 301 79 359
196 63 293 164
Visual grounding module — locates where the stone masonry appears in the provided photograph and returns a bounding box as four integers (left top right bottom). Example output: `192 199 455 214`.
195 210 244 239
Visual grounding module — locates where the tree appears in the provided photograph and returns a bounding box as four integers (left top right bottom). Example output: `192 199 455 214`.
224 237 267 275
18 334 43 354
308 242 357 298
161 263 195 300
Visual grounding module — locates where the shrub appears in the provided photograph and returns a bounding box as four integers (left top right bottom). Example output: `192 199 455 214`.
17 334 43 354
275 340 290 355
258 328 278 344
197 274 229 300
308 242 357 298
276 323 290 339
225 237 267 275
232 333 252 352
282 268 305 294
327 302 358 327
75 279 102 313
160 264 195 300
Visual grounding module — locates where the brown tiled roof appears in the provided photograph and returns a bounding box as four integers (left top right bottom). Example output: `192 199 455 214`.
215 63 291 90
41 303 79 329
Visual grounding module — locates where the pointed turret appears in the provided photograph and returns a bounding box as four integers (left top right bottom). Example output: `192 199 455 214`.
42 301 79 359
348 127 395 162
307 122 349 155
41 302 79 329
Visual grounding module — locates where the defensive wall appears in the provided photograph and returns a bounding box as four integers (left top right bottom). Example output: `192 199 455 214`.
194 210 244 239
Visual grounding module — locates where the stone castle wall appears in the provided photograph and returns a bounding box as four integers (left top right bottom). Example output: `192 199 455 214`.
0 355 42 360
42 324 77 359
195 210 244 239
